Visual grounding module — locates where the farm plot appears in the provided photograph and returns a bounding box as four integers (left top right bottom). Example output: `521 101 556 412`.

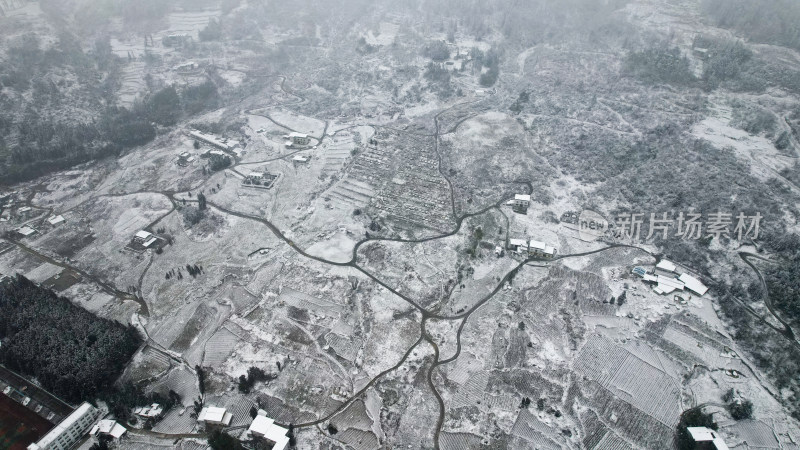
146 366 200 408
253 392 318 426
328 394 383 450
579 408 633 450
324 177 375 209
94 134 207 194
333 429 379 450
324 332 363 362
202 326 240 368
362 208 509 311
510 408 563 450
440 432 483 450
359 299 421 378
725 420 781 449
123 346 172 384
450 370 489 410
321 135 356 175
151 407 195 434
346 130 454 236
573 335 682 448
117 62 146 107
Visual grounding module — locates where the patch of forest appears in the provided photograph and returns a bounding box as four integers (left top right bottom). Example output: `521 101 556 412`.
0 33 220 184
625 38 800 95
0 275 142 403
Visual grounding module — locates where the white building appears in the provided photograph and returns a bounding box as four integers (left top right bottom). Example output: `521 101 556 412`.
687 426 729 450
284 132 311 146
198 406 232 429
655 259 677 274
512 194 531 212
90 419 127 439
652 275 685 295
292 155 310 163
133 403 163 419
679 273 709 296
47 215 65 226
134 230 158 248
28 402 99 450
508 238 528 253
189 130 239 151
246 411 289 450
16 226 36 237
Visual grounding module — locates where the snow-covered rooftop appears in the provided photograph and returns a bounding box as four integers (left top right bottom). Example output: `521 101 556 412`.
679 273 708 296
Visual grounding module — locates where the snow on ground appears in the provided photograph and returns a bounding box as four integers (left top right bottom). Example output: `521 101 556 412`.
269 110 326 138
218 69 246 87
118 62 147 107
692 101 795 181
305 231 357 263
363 22 399 47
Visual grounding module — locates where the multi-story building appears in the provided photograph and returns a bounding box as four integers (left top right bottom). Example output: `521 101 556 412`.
28 402 99 450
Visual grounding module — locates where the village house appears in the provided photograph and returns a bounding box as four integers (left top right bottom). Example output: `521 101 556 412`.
292 155 310 163
512 194 531 213
134 230 158 248
47 215 65 226
133 403 163 419
177 151 195 166
16 226 36 237
243 171 278 188
527 240 556 258
632 263 709 296
679 273 709 296
284 132 311 147
687 427 729 450
655 259 677 275
197 406 232 430
89 419 127 440
508 238 528 253
245 411 290 450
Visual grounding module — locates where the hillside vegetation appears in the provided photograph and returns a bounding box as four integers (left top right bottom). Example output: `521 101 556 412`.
0 276 142 403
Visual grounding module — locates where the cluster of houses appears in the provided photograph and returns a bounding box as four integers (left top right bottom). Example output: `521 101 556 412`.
508 238 557 258
133 403 164 419
632 259 709 296
26 400 290 450
198 405 289 449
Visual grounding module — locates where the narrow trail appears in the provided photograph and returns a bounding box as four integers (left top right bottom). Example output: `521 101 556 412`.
738 252 797 342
